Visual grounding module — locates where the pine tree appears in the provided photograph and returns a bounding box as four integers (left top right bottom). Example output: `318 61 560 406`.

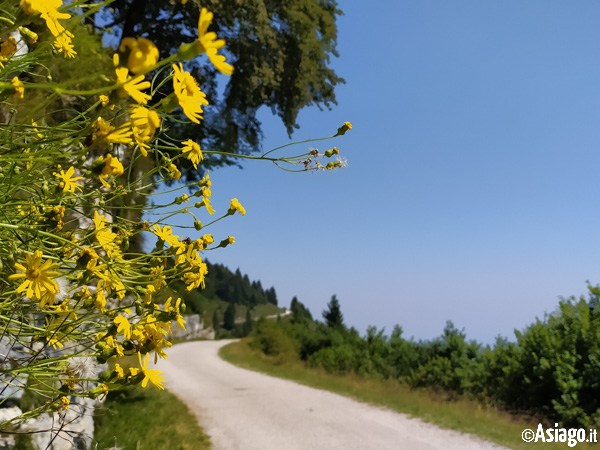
223 302 236 330
242 308 253 336
212 310 220 331
322 295 344 329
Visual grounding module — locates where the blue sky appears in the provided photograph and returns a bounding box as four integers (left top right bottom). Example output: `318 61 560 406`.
162 1 600 344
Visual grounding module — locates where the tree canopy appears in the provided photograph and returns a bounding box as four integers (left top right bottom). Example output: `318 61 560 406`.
98 0 344 177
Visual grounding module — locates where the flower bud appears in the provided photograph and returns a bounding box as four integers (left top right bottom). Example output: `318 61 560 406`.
100 370 112 382
178 41 202 61
335 121 352 136
18 27 37 44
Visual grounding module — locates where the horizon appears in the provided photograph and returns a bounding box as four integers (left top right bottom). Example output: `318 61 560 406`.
155 1 600 345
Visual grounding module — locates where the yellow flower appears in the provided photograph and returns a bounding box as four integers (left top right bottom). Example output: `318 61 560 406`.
114 315 132 340
97 268 126 299
94 117 133 144
54 31 76 58
203 197 215 215
114 363 124 379
165 297 186 334
138 352 165 390
336 121 353 136
60 396 69 411
181 139 203 169
131 106 161 136
130 105 161 156
54 166 83 193
115 54 151 104
21 0 75 57
228 198 246 216
90 383 109 399
99 95 109 106
96 228 123 261
197 8 233 75
167 163 181 181
8 250 59 300
149 266 167 291
182 256 208 291
0 36 17 66
151 224 179 247
21 0 69 36
99 154 124 188
172 63 208 124
93 210 108 231
11 77 24 99
228 236 235 245
95 290 106 312
201 170 211 186
144 284 156 304
119 37 159 74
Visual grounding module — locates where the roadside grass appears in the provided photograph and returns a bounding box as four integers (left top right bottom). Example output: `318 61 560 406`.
220 339 599 450
93 355 211 450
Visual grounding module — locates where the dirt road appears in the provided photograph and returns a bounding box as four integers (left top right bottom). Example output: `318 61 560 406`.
159 340 507 450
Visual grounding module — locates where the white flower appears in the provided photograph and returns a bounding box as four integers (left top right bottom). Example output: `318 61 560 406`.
65 357 97 380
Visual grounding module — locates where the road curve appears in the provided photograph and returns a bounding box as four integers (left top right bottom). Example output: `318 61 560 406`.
158 340 507 450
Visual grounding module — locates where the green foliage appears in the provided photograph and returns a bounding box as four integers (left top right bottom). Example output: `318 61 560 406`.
99 0 344 174
408 321 484 395
291 296 313 323
250 320 299 363
495 294 600 427
248 288 600 428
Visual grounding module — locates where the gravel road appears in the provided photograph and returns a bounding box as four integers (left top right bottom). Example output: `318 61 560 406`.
159 340 508 450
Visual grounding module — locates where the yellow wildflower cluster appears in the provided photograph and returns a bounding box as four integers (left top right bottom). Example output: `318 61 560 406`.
0 0 350 427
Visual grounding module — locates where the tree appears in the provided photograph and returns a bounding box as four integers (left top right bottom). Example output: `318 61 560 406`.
98 0 344 178
322 294 344 328
242 308 253 336
265 286 278 306
291 296 313 323
223 302 236 330
212 310 220 331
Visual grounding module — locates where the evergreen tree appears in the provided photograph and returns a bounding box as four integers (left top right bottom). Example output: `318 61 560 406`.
243 308 253 336
223 302 236 330
291 296 313 323
322 295 344 329
265 287 278 306
212 310 220 331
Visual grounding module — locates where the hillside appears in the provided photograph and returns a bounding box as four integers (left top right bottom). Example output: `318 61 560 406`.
158 260 287 334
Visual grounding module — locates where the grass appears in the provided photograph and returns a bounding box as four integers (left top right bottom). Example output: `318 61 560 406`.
220 339 599 450
93 354 211 450
94 386 211 450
